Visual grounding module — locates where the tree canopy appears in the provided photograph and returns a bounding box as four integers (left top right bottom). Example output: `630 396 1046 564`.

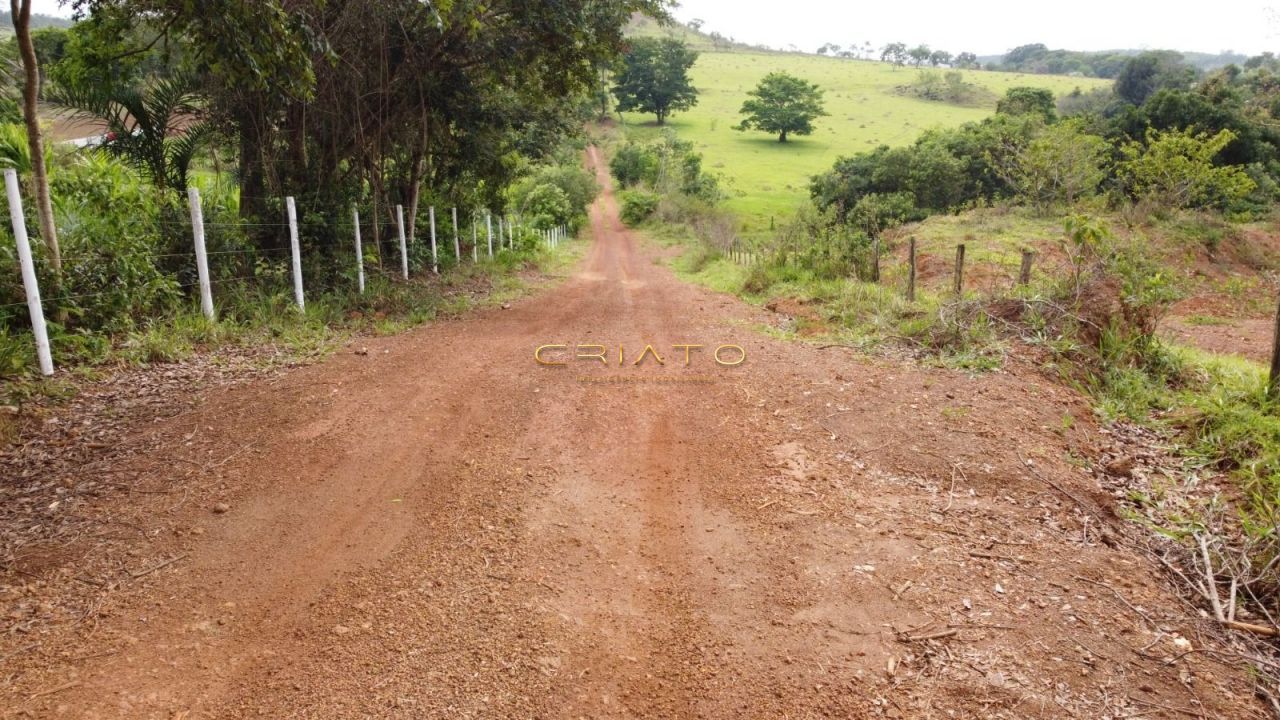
734 72 827 143
612 37 698 125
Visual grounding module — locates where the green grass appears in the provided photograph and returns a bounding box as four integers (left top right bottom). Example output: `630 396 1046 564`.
619 50 1110 232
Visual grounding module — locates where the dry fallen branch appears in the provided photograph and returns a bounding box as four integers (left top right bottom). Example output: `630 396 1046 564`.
899 628 958 643
1193 534 1280 638
129 553 188 580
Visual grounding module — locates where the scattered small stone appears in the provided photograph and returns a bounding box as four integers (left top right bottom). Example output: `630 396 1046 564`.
212 503 230 514
354 347 369 356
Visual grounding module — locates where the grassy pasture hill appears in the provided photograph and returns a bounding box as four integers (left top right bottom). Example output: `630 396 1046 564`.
621 20 1111 232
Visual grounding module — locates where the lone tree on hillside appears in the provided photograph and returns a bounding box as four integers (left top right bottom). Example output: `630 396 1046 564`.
881 42 908 67
612 37 699 125
734 72 828 142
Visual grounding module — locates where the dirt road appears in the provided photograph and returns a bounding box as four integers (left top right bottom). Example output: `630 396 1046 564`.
2 149 1267 718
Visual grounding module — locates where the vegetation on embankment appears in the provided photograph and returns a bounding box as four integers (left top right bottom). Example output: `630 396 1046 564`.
601 35 1280 664
0 1 636 385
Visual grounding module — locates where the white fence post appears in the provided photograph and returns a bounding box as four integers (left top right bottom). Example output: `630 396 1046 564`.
497 217 504 252
186 186 214 320
5 169 53 376
286 196 305 311
352 207 365 294
429 206 439 274
452 207 460 261
472 214 478 263
508 216 514 248
396 204 409 280
486 212 494 258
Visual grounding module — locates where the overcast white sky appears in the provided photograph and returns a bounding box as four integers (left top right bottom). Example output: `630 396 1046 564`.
23 0 1280 57
671 0 1280 56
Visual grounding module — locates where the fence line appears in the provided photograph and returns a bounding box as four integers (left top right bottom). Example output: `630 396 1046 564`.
4 179 569 376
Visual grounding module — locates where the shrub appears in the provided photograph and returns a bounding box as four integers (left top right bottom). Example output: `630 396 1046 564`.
619 190 659 226
609 143 659 188
1118 128 1256 209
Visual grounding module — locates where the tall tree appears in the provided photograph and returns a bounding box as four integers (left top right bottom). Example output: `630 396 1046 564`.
908 44 932 67
612 37 698 125
10 0 61 283
734 72 828 143
1115 51 1196 106
881 42 907 67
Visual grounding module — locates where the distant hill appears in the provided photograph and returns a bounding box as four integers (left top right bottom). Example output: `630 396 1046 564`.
0 11 73 31
625 14 777 54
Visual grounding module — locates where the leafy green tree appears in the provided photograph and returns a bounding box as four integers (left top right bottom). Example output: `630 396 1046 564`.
1118 128 1255 208
1004 43 1048 67
609 143 659 187
734 72 828 143
997 86 1056 121
849 191 915 238
880 42 907 67
1000 121 1109 210
612 37 699 125
1115 51 1195 105
929 50 952 67
517 183 572 230
954 51 979 69
908 44 931 67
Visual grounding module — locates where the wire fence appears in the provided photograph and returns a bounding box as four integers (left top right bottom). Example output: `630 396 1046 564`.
2 170 575 376
720 227 1047 301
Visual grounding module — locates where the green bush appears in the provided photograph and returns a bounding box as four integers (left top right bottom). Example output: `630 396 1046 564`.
619 190 659 226
609 143 659 188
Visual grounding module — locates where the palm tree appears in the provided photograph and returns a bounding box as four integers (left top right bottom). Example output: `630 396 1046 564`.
47 74 210 198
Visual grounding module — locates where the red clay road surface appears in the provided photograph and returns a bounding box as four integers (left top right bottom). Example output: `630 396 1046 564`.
1 148 1267 719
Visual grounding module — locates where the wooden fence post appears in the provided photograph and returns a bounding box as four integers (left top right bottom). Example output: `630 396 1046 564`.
286 196 305 311
906 236 917 302
352 207 365 294
4 169 52 375
871 237 880 283
954 243 966 295
486 212 494 258
186 187 214 320
429 206 439 274
452 207 461 262
1019 249 1034 285
1269 289 1280 401
396 204 409 280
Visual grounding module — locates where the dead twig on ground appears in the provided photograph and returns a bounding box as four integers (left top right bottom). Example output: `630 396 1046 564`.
28 680 80 700
899 628 958 642
129 553 188 580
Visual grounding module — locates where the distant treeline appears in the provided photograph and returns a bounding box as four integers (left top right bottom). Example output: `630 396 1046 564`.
979 44 1249 78
0 11 72 31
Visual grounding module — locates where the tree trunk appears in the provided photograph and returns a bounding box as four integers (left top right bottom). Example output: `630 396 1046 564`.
237 103 267 217
405 118 427 248
11 0 61 284
778 131 788 143
656 110 666 125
